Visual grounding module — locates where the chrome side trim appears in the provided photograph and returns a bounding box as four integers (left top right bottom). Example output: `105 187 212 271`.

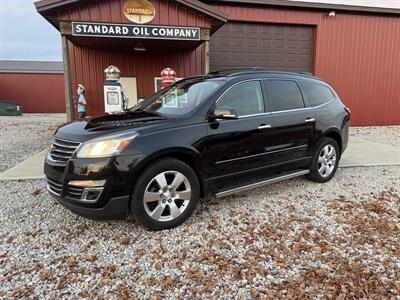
215 144 308 165
238 112 272 119
258 124 272 129
215 170 310 198
271 107 312 114
270 99 335 114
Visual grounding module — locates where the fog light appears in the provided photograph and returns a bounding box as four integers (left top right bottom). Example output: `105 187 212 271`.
69 180 106 188
85 190 101 201
81 187 104 203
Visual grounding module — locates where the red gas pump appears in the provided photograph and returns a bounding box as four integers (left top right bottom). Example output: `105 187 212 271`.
160 67 177 89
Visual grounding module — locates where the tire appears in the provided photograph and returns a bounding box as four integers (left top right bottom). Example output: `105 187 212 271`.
307 137 340 183
130 158 200 231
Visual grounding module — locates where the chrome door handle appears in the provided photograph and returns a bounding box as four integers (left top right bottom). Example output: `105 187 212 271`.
305 118 315 123
258 124 272 130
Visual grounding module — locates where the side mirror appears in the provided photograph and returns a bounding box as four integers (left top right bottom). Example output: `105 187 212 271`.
213 106 239 120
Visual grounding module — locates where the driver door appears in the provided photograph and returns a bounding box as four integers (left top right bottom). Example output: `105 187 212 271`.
203 80 274 184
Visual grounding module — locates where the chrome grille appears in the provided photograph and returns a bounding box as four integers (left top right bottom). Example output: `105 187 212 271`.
46 177 63 196
50 138 80 164
66 185 84 201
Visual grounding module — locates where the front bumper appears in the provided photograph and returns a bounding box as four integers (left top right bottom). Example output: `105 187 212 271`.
49 193 129 220
44 152 135 220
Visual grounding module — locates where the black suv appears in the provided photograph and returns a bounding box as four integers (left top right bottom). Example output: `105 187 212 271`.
45 69 350 230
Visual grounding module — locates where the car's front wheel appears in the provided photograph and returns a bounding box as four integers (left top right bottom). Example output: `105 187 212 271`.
307 137 340 183
130 158 200 230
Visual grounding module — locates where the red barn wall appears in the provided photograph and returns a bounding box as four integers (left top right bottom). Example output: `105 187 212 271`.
0 73 65 113
211 4 400 126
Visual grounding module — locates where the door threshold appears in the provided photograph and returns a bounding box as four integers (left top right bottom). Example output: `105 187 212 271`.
215 169 310 198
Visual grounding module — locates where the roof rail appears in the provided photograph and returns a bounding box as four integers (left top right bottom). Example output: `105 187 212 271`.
298 72 314 76
207 68 322 80
208 67 268 76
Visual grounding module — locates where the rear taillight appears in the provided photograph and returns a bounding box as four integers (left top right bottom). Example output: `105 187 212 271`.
345 107 351 114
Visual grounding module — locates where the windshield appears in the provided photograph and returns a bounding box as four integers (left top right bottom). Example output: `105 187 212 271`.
133 79 223 116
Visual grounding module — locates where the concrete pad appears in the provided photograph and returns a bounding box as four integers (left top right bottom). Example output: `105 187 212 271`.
340 137 400 167
0 137 398 181
0 150 47 181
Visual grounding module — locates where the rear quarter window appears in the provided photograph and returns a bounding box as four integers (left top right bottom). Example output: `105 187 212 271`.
265 80 305 112
300 82 335 107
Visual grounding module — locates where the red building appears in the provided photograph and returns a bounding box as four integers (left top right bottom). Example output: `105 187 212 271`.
0 61 65 113
36 0 400 125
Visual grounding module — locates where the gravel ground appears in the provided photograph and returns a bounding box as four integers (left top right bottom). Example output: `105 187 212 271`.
350 126 400 148
0 168 399 299
0 116 399 298
0 114 65 172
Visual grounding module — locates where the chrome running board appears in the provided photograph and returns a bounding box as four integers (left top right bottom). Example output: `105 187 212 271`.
215 169 310 198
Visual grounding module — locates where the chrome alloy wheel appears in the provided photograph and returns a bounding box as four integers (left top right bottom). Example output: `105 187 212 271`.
318 144 337 177
143 171 192 222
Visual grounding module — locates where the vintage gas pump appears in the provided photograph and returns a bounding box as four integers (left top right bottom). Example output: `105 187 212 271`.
104 65 128 113
160 67 177 90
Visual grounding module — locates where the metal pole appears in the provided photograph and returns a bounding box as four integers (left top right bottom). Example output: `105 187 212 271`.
61 34 73 121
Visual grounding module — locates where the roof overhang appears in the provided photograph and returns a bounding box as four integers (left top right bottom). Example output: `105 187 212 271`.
35 0 228 32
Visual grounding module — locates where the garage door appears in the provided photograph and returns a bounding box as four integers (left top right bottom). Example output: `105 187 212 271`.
210 23 313 73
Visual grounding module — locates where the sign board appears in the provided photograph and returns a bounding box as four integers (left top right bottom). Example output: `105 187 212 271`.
72 22 201 41
123 0 156 24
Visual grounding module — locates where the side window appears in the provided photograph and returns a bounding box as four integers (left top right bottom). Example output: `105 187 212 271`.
216 81 264 116
265 80 305 112
300 82 335 107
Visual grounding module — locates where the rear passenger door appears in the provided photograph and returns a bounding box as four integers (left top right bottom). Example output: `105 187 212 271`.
263 79 316 165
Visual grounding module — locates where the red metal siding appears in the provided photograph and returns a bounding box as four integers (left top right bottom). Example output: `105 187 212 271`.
58 0 212 28
0 73 65 113
68 44 204 117
212 4 400 126
61 0 211 118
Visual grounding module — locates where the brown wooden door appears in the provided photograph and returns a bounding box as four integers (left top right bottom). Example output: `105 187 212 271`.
210 22 313 72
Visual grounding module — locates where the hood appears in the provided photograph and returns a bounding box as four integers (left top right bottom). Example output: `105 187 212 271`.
55 111 173 142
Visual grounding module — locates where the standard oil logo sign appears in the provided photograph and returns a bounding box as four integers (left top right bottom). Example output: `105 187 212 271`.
123 0 156 24
72 22 201 41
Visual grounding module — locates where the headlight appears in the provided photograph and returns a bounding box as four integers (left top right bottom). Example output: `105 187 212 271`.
76 132 139 158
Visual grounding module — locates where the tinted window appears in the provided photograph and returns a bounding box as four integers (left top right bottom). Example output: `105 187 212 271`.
301 82 335 107
216 81 264 116
135 79 223 116
266 80 304 112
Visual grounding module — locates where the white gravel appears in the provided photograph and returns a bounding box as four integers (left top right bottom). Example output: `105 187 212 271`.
0 167 399 298
0 116 399 298
350 126 400 148
0 114 65 172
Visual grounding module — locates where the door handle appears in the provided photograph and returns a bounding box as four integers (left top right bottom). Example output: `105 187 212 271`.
305 118 315 123
258 124 272 130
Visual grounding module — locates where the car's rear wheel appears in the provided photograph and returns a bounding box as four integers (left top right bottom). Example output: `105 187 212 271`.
130 158 200 230
307 137 340 183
